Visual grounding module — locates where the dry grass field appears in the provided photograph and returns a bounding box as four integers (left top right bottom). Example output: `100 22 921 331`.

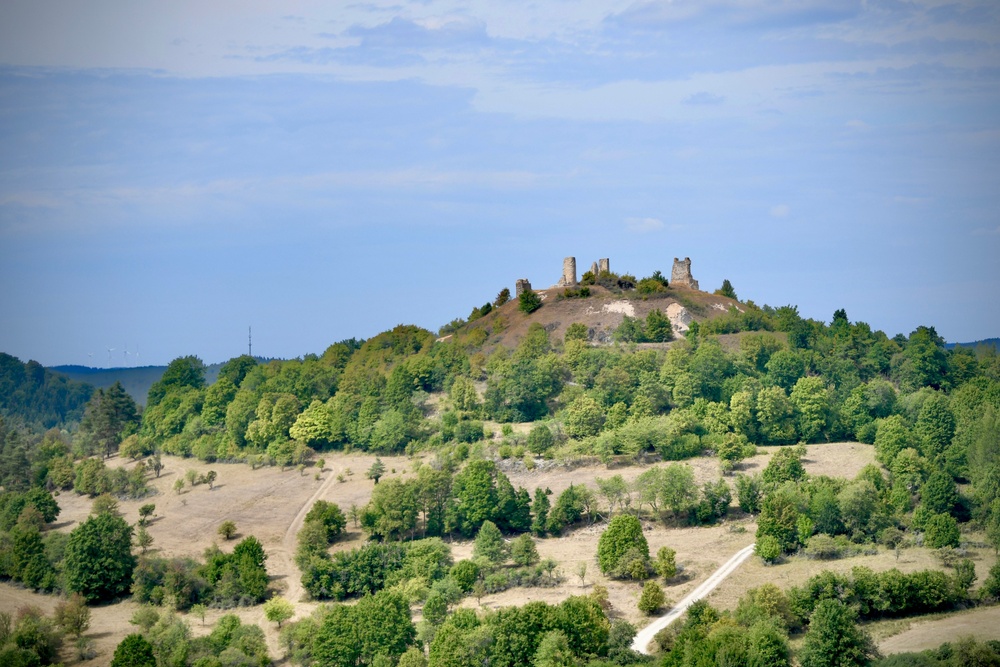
1 440 994 664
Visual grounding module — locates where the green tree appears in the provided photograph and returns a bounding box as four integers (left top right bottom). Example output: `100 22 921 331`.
495 288 511 308
924 513 960 548
565 323 588 343
304 500 347 543
755 535 782 564
53 593 90 639
532 487 551 537
799 600 878 667
64 512 137 602
597 514 648 575
519 289 543 314
264 597 294 628
511 533 540 567
111 633 156 667
645 309 674 343
473 520 508 566
790 377 831 442
147 355 206 408
756 493 799 554
715 279 738 300
79 381 140 458
218 520 237 540
762 447 805 484
527 424 555 454
363 479 418 541
534 629 574 667
366 457 386 484
660 463 699 518
638 581 667 615
654 546 677 580
563 395 605 438
920 470 959 516
736 473 764 514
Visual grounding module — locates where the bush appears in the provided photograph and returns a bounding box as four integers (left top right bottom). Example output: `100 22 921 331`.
527 424 555 453
755 536 782 564
597 514 648 575
519 290 542 314
924 513 960 548
638 581 666 615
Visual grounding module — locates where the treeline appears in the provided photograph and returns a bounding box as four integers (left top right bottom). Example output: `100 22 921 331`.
0 353 93 430
7 292 998 522
280 587 633 667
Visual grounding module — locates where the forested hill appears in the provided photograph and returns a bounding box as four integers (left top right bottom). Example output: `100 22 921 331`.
50 362 225 407
0 353 94 429
947 338 999 351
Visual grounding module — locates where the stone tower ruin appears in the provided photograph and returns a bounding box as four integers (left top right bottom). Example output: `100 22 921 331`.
598 258 610 274
515 278 533 297
671 257 699 290
557 257 577 287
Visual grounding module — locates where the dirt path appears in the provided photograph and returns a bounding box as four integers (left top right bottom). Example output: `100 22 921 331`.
632 544 756 654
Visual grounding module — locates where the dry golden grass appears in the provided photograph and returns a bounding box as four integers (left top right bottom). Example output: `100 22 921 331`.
3 439 980 664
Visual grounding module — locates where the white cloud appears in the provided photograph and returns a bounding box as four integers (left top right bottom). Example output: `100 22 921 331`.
972 226 1000 236
770 204 790 218
625 216 664 232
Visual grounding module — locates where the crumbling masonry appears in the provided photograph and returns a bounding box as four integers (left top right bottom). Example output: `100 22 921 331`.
671 257 699 290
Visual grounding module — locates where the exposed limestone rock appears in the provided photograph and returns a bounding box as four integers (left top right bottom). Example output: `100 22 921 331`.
666 302 694 334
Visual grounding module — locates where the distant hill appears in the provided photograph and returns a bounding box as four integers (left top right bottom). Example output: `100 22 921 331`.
0 353 94 428
50 363 224 406
946 338 999 351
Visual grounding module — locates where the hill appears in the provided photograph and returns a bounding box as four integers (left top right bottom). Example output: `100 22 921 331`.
444 282 742 351
947 337 999 351
50 362 225 406
0 353 93 428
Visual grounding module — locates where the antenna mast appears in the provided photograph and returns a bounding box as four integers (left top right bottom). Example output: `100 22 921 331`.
248 326 252 358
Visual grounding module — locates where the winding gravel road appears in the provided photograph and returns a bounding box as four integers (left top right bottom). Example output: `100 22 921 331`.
632 543 756 654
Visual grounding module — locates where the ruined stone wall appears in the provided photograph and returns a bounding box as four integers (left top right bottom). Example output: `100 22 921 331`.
557 257 577 286
670 257 699 290
515 278 533 297
598 258 610 274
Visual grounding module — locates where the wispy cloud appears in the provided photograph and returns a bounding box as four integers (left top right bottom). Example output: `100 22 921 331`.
770 204 790 218
625 217 664 233
683 91 725 105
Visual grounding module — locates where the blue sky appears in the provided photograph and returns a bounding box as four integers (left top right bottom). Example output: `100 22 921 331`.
1 0 998 367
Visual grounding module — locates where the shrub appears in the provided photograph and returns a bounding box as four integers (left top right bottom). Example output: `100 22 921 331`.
924 513 960 548
519 290 542 314
597 514 648 575
756 536 782 564
527 424 555 453
638 581 667 615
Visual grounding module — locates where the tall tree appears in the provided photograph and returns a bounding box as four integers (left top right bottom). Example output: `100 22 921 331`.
64 512 137 602
147 355 206 407
799 600 878 667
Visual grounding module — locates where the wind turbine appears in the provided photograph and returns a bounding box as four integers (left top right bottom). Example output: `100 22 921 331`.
123 344 128 367
88 352 94 367
107 348 115 368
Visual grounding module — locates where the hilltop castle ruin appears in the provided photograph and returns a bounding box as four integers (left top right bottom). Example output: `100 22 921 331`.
516 255 700 295
670 257 699 290
556 256 610 287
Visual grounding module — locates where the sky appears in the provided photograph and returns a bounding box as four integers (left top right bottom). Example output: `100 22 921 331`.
1 0 998 368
